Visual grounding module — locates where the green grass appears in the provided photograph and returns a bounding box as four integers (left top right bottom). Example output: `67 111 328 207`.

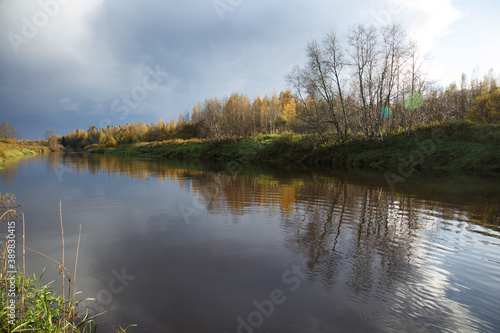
0 141 50 169
86 121 500 175
0 269 95 332
0 269 136 332
1 195 136 333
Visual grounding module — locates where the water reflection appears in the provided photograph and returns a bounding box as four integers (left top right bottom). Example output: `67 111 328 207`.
48 152 500 229
8 152 499 332
0 153 48 186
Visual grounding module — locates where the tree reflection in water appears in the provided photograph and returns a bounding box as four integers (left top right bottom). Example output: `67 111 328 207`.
30 152 500 331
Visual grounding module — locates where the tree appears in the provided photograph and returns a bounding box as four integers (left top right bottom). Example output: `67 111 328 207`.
44 130 55 140
223 93 252 137
251 96 264 134
192 106 200 123
48 136 59 151
286 66 330 138
304 39 343 138
467 88 500 124
198 98 224 140
285 23 432 139
286 33 347 138
106 136 117 147
324 30 349 139
279 90 297 119
42 129 61 151
347 24 378 137
0 120 20 140
403 41 426 135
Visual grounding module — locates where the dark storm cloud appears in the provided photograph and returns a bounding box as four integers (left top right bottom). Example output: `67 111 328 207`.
0 0 465 138
1 0 344 138
89 0 333 93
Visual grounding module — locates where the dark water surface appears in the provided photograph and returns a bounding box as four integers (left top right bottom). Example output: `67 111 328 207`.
1 152 500 332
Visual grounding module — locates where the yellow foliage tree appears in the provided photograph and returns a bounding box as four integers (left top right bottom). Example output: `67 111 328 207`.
251 96 263 134
222 93 252 137
467 88 500 124
279 90 296 119
192 106 200 123
105 136 117 147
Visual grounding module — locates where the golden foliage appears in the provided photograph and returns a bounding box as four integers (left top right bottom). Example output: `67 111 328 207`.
467 88 500 124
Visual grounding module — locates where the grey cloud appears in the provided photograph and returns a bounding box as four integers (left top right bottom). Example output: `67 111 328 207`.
1 0 463 139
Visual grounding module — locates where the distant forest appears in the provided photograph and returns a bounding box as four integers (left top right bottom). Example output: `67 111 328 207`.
56 24 498 151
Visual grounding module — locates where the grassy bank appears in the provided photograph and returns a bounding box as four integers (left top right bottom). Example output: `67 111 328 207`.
87 121 500 175
0 141 50 169
1 196 134 332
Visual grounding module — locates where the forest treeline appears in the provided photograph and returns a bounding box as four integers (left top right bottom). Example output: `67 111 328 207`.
56 24 499 151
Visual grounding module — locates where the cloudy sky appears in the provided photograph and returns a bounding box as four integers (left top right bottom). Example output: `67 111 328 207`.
0 0 499 139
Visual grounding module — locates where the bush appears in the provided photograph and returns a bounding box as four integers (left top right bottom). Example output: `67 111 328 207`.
0 139 17 144
83 143 106 151
106 137 117 147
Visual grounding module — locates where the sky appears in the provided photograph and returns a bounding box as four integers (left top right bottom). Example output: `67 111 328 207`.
0 0 499 139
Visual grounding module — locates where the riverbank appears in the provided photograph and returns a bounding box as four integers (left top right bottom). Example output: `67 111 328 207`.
0 141 50 169
86 121 500 175
0 194 134 332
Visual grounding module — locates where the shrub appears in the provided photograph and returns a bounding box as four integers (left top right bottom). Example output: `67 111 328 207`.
105 137 117 147
83 143 106 151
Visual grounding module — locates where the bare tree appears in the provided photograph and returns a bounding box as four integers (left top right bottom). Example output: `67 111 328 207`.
44 130 55 140
0 120 20 140
199 98 224 140
347 24 379 137
286 35 351 140
345 24 425 138
324 30 349 139
306 39 344 139
286 66 330 138
376 24 407 135
287 24 426 140
404 41 427 135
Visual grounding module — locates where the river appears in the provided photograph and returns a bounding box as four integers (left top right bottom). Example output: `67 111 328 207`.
1 152 499 332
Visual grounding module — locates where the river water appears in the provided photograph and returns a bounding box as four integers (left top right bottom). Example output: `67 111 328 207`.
1 152 499 332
